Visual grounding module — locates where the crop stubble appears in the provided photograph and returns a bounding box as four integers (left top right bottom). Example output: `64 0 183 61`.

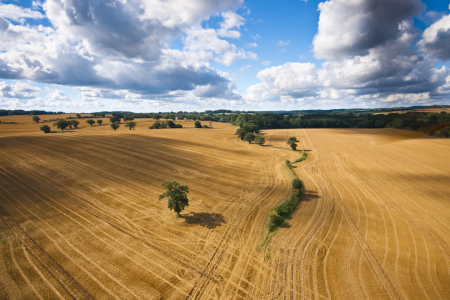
0 116 449 299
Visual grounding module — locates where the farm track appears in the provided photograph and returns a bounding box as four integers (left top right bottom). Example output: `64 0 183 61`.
0 116 449 299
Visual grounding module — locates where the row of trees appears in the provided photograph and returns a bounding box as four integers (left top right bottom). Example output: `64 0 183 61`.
230 112 450 136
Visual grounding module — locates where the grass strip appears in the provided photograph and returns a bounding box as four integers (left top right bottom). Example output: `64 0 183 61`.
260 151 308 256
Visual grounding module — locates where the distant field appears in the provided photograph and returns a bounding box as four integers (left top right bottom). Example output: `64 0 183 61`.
374 107 450 114
0 115 449 299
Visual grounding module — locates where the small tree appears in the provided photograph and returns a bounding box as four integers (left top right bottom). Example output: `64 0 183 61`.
125 121 137 130
40 125 51 133
169 113 176 121
158 181 189 217
32 116 41 123
243 132 255 143
153 113 161 121
287 137 299 151
53 119 70 131
76 113 81 118
86 119 95 126
110 123 120 131
97 119 103 126
71 120 80 128
255 136 265 145
194 121 202 128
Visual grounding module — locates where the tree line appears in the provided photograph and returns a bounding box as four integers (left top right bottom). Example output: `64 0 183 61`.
230 112 450 136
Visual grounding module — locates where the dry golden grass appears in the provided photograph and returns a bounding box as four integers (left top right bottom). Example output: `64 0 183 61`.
263 128 450 299
0 115 449 299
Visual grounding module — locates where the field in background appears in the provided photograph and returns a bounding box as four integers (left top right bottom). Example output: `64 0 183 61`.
374 107 450 114
0 115 449 299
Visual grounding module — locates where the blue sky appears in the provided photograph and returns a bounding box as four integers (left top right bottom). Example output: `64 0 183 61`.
0 0 449 112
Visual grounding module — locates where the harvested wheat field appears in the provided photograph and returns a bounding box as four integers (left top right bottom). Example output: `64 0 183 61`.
0 116 450 299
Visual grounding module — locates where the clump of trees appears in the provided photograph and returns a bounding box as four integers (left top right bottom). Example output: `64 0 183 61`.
109 115 121 124
125 121 137 130
158 181 189 217
32 116 41 123
149 121 182 129
287 137 299 150
243 132 255 143
70 120 79 128
123 114 134 122
110 123 120 131
53 119 71 131
255 136 265 145
235 122 259 140
40 125 51 133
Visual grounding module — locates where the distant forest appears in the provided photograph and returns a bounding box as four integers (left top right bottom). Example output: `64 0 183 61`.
2 107 449 137
230 112 450 137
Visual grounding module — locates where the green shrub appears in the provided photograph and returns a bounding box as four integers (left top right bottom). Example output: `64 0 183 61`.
292 178 303 190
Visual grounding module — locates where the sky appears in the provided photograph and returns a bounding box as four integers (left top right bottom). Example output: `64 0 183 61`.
0 0 449 112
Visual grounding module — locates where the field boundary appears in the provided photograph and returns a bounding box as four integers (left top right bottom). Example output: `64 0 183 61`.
260 151 308 258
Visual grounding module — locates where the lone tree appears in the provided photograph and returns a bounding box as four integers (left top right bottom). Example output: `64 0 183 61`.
76 113 81 118
125 121 137 130
243 132 255 143
158 181 189 217
86 119 95 126
97 119 103 126
53 119 70 131
287 137 299 151
32 116 41 123
40 125 51 133
71 120 80 128
110 123 120 131
255 136 265 145
153 113 161 121
194 120 202 128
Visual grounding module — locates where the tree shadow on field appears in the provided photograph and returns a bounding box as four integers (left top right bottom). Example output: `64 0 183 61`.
302 191 321 203
183 212 226 229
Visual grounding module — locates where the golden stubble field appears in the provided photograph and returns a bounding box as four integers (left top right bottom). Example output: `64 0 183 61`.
0 114 449 299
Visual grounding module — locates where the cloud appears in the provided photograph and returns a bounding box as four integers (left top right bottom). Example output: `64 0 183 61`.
0 0 252 102
276 40 290 47
0 81 41 99
0 3 44 23
261 60 272 66
245 0 449 107
418 14 450 61
245 43 258 48
48 89 70 101
239 65 251 72
313 0 421 60
218 11 245 38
